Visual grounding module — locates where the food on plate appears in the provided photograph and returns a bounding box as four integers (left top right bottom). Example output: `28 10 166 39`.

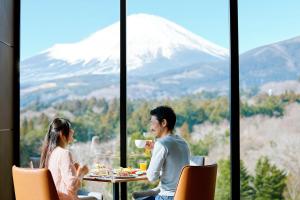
90 163 109 176
114 167 146 177
117 170 131 177
114 167 130 177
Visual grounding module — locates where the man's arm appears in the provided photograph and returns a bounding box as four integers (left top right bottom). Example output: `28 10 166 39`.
146 141 167 182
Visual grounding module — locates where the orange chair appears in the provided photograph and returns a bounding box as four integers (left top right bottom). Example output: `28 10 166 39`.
174 164 217 200
12 165 59 200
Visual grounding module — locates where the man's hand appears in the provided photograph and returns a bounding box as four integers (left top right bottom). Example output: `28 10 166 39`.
145 140 154 150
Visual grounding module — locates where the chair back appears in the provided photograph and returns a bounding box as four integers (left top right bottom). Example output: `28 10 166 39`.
12 165 59 200
174 164 217 200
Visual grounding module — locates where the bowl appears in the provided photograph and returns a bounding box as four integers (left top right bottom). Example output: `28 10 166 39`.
135 140 147 148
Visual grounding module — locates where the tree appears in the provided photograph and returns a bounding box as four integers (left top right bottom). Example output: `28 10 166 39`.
253 157 287 200
21 118 29 136
180 122 190 141
240 160 255 200
215 159 231 200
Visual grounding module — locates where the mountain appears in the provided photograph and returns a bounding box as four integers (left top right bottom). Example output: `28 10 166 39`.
240 36 300 87
20 13 230 108
21 13 228 83
20 13 300 109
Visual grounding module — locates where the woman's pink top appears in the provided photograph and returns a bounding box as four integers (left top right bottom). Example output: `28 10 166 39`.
48 146 80 200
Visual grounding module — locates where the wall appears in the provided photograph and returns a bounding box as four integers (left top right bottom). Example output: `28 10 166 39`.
0 0 19 199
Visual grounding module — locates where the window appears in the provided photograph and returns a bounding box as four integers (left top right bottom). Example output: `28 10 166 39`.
19 0 268 199
126 1 230 199
239 1 300 199
20 0 120 197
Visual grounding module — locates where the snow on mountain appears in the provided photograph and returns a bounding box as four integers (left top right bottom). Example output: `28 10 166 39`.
21 13 228 83
47 13 229 67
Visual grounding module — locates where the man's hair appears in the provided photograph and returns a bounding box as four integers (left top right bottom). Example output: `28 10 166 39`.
150 106 176 132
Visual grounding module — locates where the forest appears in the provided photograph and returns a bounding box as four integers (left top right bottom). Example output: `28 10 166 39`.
20 91 300 199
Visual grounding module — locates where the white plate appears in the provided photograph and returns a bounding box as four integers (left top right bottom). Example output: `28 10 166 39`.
114 175 137 179
88 173 110 177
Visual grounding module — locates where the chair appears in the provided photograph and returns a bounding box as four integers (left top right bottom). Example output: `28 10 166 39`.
174 164 217 200
12 165 59 200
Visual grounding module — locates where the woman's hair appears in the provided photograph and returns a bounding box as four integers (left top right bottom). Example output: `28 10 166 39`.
39 118 72 168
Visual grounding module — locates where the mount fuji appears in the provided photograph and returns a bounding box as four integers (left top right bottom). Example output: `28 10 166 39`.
21 13 228 83
20 13 230 108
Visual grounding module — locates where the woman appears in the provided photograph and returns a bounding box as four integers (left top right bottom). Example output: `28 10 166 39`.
40 118 90 200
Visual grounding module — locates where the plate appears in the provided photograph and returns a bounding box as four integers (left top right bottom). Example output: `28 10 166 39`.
88 173 110 177
135 171 146 175
114 175 137 179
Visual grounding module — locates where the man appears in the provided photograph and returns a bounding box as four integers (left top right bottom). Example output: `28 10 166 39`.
144 106 190 200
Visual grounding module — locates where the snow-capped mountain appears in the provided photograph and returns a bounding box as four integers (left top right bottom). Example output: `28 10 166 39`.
20 13 300 109
21 13 228 83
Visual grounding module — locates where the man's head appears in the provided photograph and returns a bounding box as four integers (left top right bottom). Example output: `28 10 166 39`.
150 106 176 138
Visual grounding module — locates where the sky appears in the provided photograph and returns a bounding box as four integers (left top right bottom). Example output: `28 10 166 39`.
21 0 300 60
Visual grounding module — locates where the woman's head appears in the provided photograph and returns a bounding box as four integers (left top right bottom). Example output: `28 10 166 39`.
50 118 74 144
40 118 74 168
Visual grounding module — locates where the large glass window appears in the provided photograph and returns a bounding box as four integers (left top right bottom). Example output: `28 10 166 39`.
18 0 280 199
20 0 120 198
239 1 300 199
126 1 230 199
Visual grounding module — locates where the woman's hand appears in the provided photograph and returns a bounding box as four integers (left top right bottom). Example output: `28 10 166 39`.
76 165 89 177
73 162 79 170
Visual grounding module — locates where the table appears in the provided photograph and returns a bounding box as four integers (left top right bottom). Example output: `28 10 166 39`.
84 175 148 200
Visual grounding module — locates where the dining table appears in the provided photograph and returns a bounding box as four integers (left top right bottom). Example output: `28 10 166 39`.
83 174 148 200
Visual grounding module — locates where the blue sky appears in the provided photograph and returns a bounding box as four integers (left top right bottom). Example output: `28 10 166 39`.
21 0 300 60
